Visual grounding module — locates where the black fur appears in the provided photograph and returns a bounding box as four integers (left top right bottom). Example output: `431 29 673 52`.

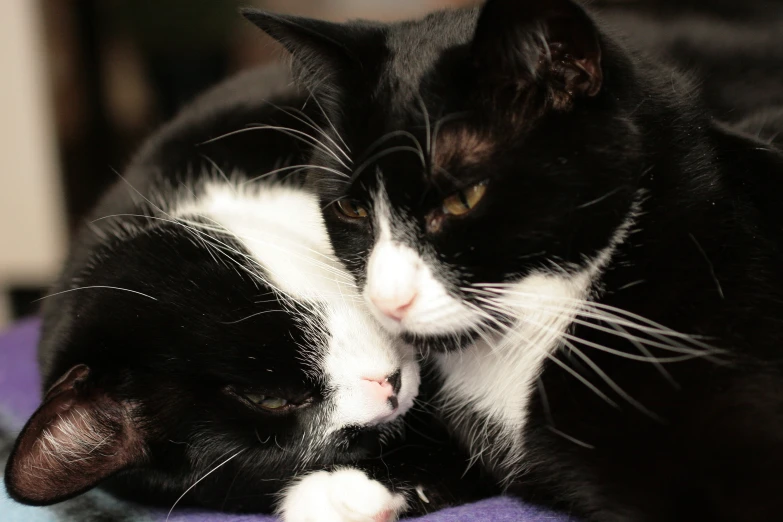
4 64 493 515
245 1 783 520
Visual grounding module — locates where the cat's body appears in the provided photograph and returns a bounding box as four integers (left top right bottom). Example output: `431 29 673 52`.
7 1 783 520
244 1 783 520
5 64 492 520
596 0 783 146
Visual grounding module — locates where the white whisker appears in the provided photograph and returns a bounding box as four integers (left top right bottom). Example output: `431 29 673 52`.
166 449 244 522
35 286 158 302
430 111 470 165
306 89 351 155
270 103 352 164
351 146 425 183
200 124 350 171
220 309 288 325
360 130 426 167
537 378 595 449
414 91 432 157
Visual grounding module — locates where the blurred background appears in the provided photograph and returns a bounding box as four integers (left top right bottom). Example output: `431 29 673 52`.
0 0 474 329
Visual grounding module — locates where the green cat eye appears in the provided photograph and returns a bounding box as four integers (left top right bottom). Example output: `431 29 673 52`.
245 394 289 410
225 385 314 415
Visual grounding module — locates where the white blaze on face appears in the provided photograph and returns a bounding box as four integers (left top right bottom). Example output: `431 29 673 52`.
172 180 420 433
366 239 420 326
364 186 484 336
174 182 356 301
322 302 420 432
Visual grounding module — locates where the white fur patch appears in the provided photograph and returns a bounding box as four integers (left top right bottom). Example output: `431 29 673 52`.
35 406 113 468
322 302 420 431
435 271 593 482
171 180 419 433
361 188 640 483
277 468 407 522
173 182 354 301
435 208 639 483
365 187 483 335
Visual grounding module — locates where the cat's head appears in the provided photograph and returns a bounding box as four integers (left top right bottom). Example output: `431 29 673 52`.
4 182 419 510
245 0 645 353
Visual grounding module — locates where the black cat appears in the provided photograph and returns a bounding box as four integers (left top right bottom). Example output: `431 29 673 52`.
4 65 492 520
244 0 783 520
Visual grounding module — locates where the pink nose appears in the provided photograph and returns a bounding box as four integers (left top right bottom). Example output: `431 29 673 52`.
361 377 394 400
371 293 417 322
361 374 400 409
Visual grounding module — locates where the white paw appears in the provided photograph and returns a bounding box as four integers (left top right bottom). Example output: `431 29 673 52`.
278 468 407 522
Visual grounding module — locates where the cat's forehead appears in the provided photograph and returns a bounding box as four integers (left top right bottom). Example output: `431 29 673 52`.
173 181 357 302
345 8 500 196
67 215 325 371
382 8 478 108
349 121 495 208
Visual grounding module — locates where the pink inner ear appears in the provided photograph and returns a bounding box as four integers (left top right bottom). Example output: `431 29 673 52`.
4 368 145 505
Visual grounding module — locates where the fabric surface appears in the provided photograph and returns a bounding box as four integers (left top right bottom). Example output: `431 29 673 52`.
0 319 574 521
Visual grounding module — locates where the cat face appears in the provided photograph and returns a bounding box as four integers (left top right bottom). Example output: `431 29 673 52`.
5 183 419 510
246 0 645 352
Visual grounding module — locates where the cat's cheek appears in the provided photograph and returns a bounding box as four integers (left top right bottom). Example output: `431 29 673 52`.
277 469 407 522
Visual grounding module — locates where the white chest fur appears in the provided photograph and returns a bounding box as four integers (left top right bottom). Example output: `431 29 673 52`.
432 206 637 484
434 270 593 483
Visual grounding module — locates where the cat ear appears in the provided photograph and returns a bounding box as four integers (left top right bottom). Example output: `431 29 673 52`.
241 9 375 96
472 0 602 105
4 365 147 505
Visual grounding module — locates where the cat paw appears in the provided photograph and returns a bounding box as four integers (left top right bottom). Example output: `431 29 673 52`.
278 468 407 522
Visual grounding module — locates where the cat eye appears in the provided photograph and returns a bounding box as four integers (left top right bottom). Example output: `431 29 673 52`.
244 394 289 411
335 199 369 219
224 386 311 415
442 181 487 216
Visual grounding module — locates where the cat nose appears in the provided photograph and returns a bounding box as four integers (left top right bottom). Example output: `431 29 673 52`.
361 373 401 409
366 240 420 322
370 291 417 321
386 370 401 395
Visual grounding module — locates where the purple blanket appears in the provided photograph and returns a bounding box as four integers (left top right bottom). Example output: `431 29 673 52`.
0 319 574 521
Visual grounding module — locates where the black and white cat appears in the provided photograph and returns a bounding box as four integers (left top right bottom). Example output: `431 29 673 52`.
246 0 783 520
4 66 491 521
